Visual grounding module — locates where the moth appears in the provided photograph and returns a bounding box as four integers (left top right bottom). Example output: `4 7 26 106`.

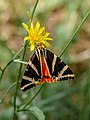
21 47 75 91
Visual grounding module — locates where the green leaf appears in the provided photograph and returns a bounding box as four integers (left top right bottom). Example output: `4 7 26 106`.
29 106 45 120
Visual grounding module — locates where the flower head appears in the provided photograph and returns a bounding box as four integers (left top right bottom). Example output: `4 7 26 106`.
22 21 53 51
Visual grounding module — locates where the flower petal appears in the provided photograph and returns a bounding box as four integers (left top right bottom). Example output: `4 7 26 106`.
45 38 53 40
22 23 29 33
22 20 53 51
30 22 33 29
38 27 45 35
30 42 35 51
42 41 50 47
36 21 40 30
44 32 50 37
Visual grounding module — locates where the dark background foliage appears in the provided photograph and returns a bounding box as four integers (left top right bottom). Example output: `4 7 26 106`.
0 0 90 120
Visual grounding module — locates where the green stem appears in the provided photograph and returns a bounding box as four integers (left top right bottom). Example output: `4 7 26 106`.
30 0 39 22
13 46 24 59
0 82 17 103
39 87 78 107
0 47 24 84
13 42 27 120
0 60 13 83
60 9 90 58
21 0 42 110
17 109 30 112
13 0 39 119
23 84 44 109
14 59 28 65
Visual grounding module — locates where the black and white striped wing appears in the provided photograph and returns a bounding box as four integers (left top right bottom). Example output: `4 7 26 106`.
21 48 75 91
21 50 41 91
45 49 75 81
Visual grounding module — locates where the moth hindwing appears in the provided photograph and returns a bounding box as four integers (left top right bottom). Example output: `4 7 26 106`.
21 48 75 91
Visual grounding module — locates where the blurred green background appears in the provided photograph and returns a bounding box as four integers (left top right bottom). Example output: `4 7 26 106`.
0 0 90 120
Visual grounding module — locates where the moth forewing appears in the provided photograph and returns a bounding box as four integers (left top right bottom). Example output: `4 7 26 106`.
21 48 75 91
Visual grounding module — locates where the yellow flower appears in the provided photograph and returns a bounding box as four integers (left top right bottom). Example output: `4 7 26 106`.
22 21 53 51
